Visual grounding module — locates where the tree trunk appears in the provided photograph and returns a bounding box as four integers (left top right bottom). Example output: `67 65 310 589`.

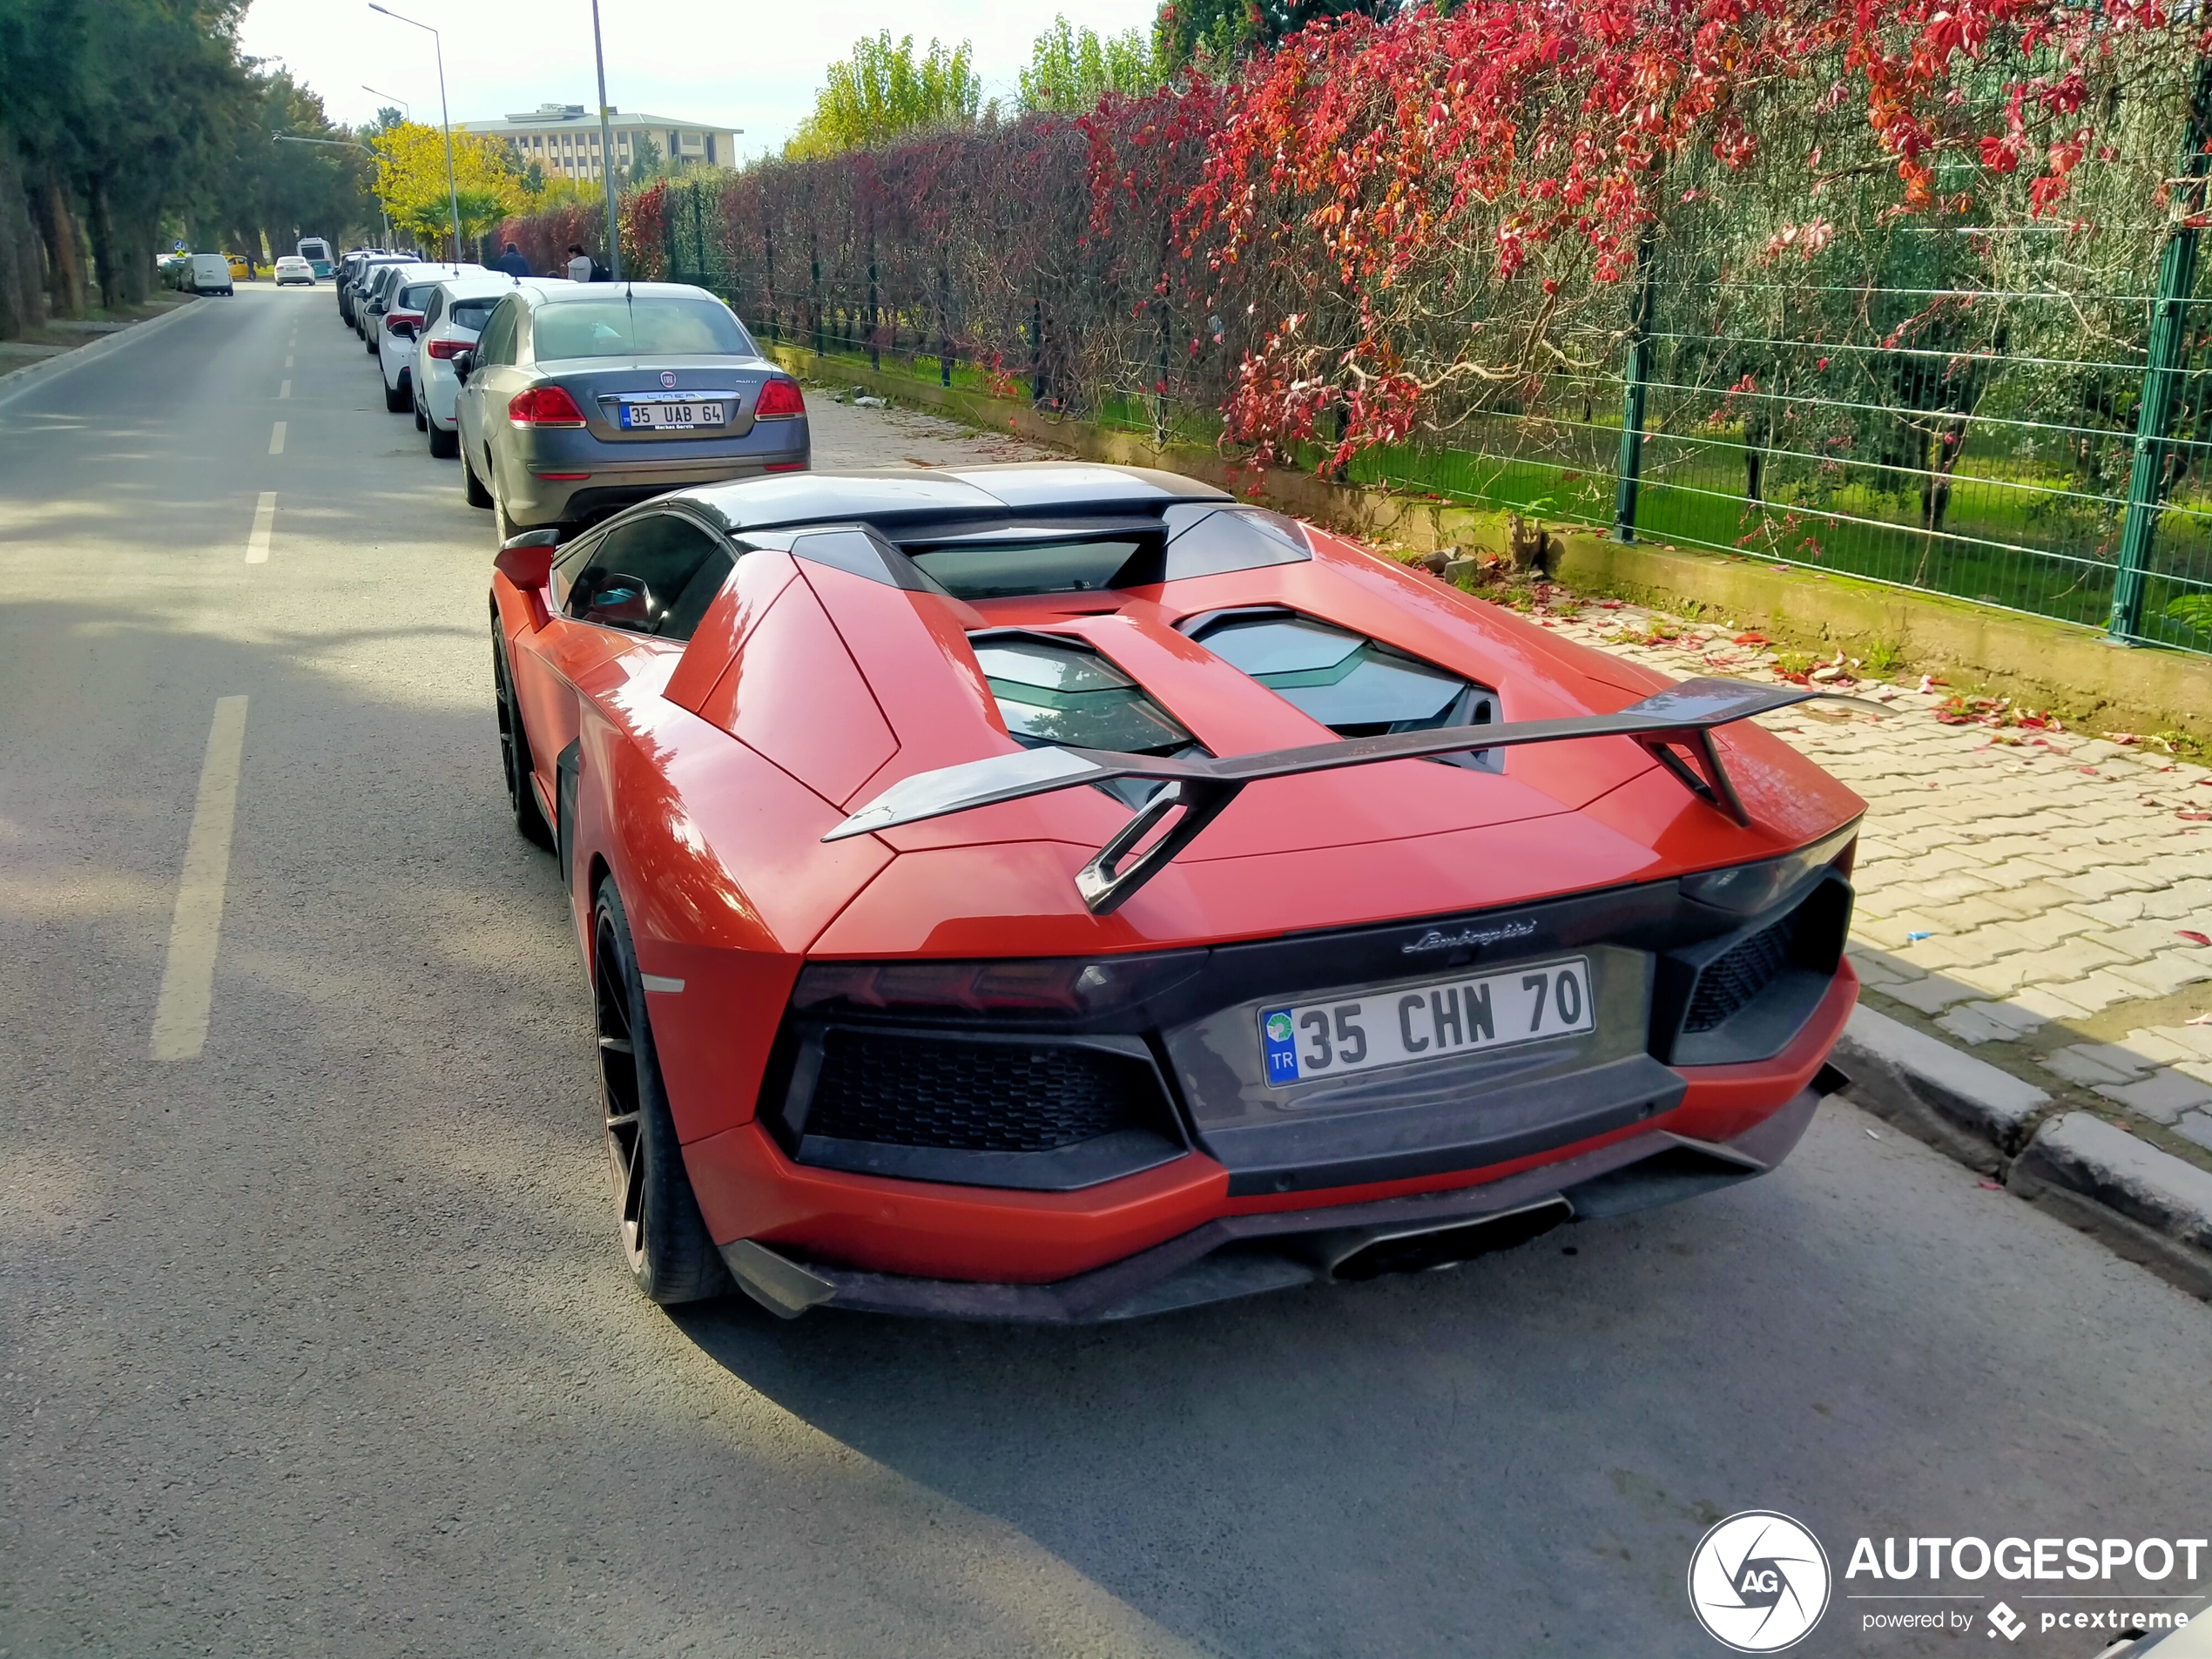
0 146 47 340
37 168 85 315
86 179 122 311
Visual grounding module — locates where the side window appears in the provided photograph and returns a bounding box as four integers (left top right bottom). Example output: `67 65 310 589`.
421 291 442 329
550 525 604 611
476 300 517 366
564 514 736 641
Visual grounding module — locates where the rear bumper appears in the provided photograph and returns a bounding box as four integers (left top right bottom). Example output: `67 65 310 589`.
684 965 1858 1319
720 1075 1834 1322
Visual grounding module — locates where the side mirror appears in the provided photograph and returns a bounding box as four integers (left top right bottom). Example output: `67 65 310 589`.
495 527 561 591
453 351 474 383
581 572 657 631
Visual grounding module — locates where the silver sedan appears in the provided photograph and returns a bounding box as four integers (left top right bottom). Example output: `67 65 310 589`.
451 282 810 541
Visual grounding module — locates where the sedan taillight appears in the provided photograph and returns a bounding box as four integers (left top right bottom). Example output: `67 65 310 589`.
509 386 587 427
385 311 422 336
753 376 805 418
424 337 472 359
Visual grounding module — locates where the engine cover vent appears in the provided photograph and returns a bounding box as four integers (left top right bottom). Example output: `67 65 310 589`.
1187 610 1499 768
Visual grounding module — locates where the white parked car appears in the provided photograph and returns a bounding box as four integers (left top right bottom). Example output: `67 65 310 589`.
412 273 559 455
372 262 482 413
273 255 314 287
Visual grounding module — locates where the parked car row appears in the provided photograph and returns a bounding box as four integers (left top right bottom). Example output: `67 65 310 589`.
334 247 812 543
160 253 235 295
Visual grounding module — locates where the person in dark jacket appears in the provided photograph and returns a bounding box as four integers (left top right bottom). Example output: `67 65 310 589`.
492 241 531 279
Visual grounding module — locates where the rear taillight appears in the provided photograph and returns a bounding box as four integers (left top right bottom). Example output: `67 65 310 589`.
753 376 805 418
508 386 587 427
385 311 421 336
425 337 470 359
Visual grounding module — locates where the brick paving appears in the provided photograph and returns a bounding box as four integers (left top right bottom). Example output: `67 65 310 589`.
1538 589 2212 1168
807 390 2212 1170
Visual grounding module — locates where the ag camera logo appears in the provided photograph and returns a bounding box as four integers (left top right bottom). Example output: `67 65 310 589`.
1688 1511 1831 1652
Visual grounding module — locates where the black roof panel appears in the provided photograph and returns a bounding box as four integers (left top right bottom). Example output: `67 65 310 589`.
685 464 1230 535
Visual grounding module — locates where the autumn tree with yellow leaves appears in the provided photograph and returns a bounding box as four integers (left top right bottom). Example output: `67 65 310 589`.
370 121 525 254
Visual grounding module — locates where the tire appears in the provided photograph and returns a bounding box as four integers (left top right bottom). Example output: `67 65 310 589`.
494 494 518 546
592 880 731 1305
490 624 556 849
428 419 457 459
462 447 493 509
365 333 377 355
383 374 409 413
414 396 428 432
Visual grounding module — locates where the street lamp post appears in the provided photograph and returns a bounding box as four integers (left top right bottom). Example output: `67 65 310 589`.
368 4 464 264
590 0 621 280
361 86 409 122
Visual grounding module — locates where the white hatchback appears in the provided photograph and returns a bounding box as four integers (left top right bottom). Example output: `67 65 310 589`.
412 273 559 455
373 262 483 414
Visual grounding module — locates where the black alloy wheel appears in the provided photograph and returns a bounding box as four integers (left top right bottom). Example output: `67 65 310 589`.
490 624 554 849
593 880 731 1305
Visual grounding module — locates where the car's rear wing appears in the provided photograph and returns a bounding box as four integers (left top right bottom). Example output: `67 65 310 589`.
826 678 1877 914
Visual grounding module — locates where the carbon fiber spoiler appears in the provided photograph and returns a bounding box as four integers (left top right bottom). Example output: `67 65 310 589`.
826 678 1875 914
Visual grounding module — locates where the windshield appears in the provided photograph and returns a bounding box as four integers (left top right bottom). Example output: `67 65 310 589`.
531 297 756 361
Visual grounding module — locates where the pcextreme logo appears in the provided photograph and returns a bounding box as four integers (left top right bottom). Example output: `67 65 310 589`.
1688 1511 1833 1652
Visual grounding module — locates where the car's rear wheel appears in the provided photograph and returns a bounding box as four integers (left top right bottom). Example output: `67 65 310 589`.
593 880 731 1305
428 417 456 458
383 374 408 413
490 624 555 849
413 395 428 432
462 447 493 509
493 494 518 546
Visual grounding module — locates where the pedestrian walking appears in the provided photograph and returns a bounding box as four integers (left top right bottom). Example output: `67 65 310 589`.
492 240 531 279
566 244 594 283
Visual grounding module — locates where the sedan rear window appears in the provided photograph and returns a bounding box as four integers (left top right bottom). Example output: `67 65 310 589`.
532 298 755 361
397 282 441 309
448 299 498 332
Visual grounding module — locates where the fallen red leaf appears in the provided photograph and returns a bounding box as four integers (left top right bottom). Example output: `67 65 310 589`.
2178 930 2212 947
2181 810 2212 822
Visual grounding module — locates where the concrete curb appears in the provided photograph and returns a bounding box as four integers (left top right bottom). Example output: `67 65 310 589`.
1836 1004 2212 1302
0 298 202 415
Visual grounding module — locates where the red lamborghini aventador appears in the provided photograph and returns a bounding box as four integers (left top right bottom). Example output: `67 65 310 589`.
488 462 1864 1320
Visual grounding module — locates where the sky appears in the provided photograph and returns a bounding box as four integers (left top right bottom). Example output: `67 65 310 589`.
237 0 1160 157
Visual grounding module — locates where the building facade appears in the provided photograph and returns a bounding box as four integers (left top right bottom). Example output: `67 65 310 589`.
458 104 741 185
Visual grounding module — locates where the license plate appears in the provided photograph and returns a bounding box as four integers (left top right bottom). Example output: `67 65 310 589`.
1259 957 1594 1087
618 399 725 429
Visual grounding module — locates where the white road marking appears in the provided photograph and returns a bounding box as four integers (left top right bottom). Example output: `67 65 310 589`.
150 697 250 1062
279 380 290 400
640 974 685 994
245 493 275 563
285 355 293 368
268 421 285 455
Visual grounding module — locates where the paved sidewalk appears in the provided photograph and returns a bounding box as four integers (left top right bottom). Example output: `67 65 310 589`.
1535 588 2212 1168
805 390 2212 1172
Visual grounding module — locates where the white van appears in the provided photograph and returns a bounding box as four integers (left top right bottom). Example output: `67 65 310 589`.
189 253 233 296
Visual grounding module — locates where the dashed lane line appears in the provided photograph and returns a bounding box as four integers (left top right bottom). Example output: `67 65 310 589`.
268 420 285 455
245 492 275 564
150 696 249 1062
279 380 290 400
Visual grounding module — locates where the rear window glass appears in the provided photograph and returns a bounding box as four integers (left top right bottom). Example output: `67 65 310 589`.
908 539 1143 600
531 298 755 361
448 299 498 332
398 282 441 309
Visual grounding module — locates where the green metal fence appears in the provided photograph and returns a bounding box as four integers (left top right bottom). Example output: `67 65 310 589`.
660 137 2212 660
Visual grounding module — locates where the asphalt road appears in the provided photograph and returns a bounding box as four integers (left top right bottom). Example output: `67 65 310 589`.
1 286 2206 1659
